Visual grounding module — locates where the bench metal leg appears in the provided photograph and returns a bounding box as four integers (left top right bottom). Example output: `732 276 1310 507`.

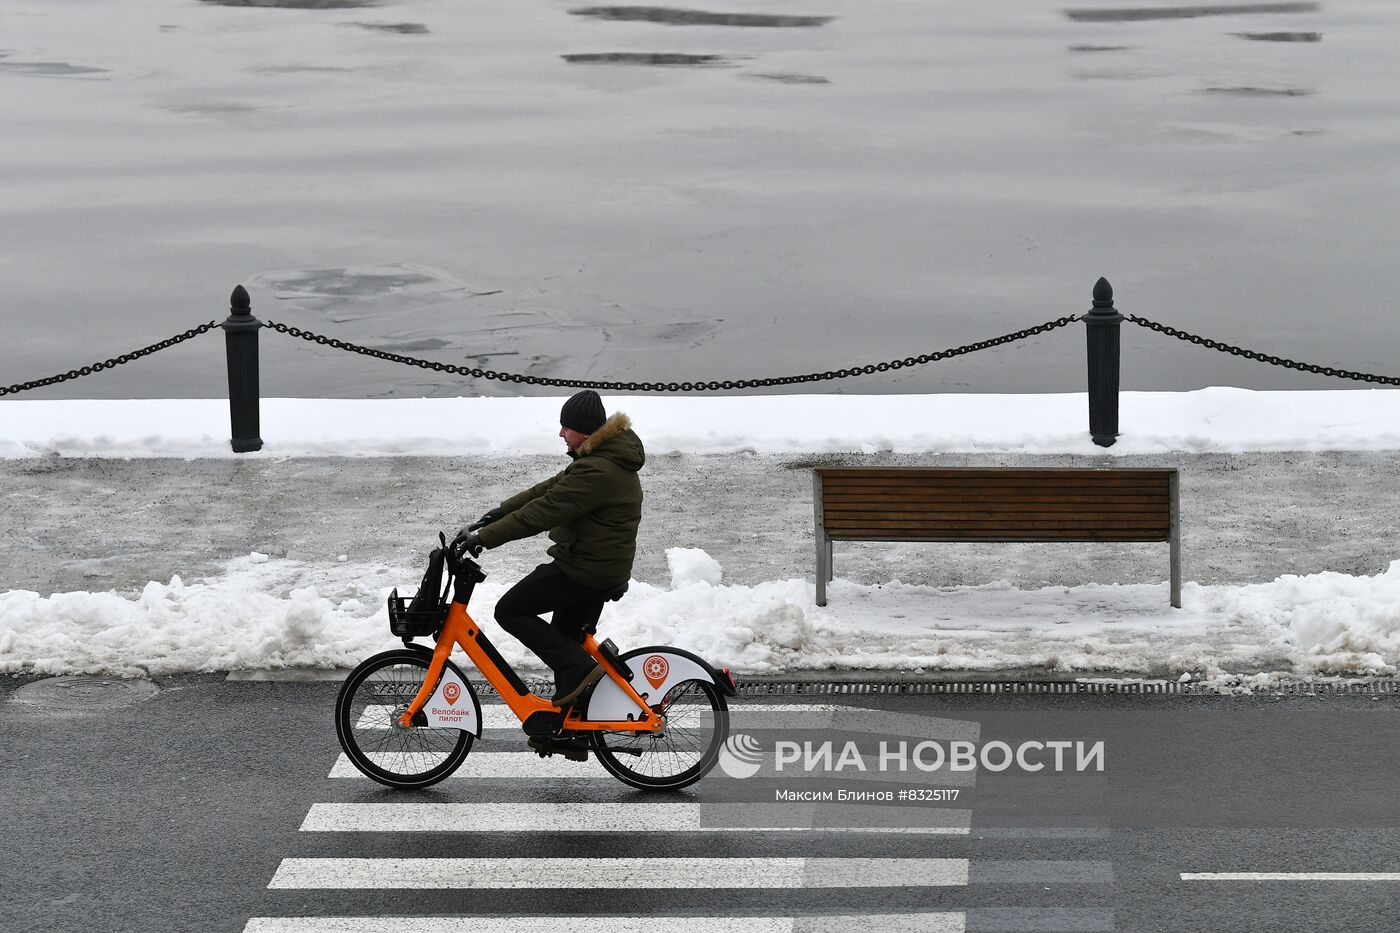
827 538 834 582
813 471 827 606
1169 471 1182 608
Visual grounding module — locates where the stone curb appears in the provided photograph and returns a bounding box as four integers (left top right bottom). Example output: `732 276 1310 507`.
219 668 1400 695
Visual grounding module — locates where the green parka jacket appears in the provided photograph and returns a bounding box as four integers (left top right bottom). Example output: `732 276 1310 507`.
475 413 644 588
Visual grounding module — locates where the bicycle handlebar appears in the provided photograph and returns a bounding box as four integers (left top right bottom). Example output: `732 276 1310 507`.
440 530 487 582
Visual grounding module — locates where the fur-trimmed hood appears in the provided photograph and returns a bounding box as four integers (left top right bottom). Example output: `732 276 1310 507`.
480 411 644 587
574 412 644 471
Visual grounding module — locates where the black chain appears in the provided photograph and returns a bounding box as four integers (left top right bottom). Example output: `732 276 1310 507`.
19 311 1386 396
1125 314 1400 385
262 315 1080 391
0 321 222 398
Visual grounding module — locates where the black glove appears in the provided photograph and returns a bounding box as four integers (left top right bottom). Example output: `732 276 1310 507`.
449 530 483 564
466 507 506 533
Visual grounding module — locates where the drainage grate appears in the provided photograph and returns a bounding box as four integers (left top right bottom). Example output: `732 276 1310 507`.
489 677 1400 697
736 681 1184 695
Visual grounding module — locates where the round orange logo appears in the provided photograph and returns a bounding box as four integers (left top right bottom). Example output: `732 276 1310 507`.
643 655 670 689
443 682 461 705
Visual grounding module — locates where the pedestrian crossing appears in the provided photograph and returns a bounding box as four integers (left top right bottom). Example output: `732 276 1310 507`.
300 802 974 833
245 702 1115 932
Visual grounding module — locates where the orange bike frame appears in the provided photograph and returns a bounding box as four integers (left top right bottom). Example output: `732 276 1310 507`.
397 601 663 732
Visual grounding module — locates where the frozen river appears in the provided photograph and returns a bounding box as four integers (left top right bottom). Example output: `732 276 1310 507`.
2 0 1397 399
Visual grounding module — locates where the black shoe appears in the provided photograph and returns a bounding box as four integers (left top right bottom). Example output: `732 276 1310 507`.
551 664 605 707
528 734 590 762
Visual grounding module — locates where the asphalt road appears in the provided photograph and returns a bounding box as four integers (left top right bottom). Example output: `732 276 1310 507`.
3 677 1399 933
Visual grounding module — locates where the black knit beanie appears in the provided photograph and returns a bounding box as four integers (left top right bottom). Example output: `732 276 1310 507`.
560 390 607 434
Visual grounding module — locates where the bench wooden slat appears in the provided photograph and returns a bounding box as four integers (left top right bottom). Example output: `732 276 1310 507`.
824 518 1169 531
827 523 1170 533
816 469 1174 477
817 467 1176 476
823 498 1164 504
822 482 1169 494
817 468 1174 482
823 490 1168 501
823 484 1169 493
829 531 1171 541
823 511 1170 520
823 501 1164 515
822 503 1168 516
815 467 1176 475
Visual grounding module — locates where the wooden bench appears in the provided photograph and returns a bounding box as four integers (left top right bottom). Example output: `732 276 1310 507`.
812 467 1181 608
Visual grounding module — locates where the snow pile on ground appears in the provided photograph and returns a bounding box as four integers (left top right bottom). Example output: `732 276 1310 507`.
666 547 725 588
5 388 1400 458
4 550 1399 681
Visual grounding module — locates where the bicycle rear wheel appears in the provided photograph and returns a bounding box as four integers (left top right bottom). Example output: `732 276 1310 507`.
334 648 474 789
591 679 728 791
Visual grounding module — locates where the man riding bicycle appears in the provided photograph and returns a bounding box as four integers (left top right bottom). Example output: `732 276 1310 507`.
451 390 644 708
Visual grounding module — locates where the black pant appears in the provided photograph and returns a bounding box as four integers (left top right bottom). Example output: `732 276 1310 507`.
494 562 606 686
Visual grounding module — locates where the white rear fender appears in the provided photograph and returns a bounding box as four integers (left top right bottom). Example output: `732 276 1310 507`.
583 646 735 721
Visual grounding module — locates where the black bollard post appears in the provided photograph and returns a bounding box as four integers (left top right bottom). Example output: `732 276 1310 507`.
1084 276 1123 447
222 284 263 453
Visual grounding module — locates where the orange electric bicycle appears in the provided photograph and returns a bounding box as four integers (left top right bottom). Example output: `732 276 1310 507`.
334 535 736 791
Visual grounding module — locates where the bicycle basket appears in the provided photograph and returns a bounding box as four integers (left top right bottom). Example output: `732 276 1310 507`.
387 587 447 638
387 543 450 638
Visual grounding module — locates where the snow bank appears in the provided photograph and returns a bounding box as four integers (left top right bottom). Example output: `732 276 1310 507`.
4 550 1399 680
666 547 725 588
3 388 1400 459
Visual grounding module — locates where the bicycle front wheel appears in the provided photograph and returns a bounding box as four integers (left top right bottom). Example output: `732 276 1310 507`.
591 679 728 791
334 648 474 790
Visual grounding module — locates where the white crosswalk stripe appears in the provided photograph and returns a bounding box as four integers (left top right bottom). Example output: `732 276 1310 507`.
300 802 974 833
245 915 967 932
269 856 973 889
1181 872 1400 881
328 750 668 779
